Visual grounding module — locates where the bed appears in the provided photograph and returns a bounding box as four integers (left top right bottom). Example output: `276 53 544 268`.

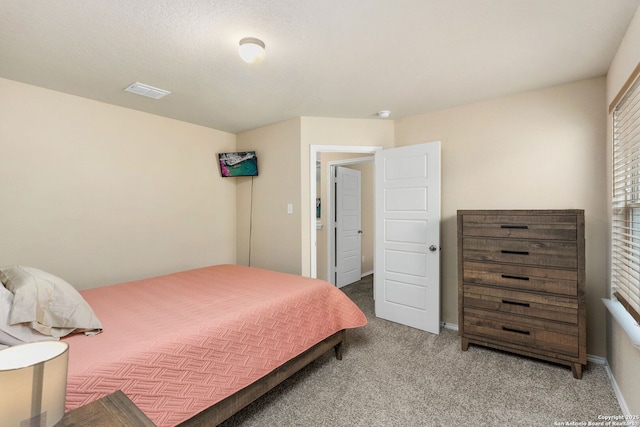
56 264 367 426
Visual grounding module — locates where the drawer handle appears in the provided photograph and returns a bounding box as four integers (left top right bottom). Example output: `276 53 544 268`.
500 225 529 229
500 249 529 255
501 274 530 281
502 299 530 308
501 250 529 255
502 326 530 335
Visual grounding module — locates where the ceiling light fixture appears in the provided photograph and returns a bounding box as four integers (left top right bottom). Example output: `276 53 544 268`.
378 110 391 119
239 37 266 64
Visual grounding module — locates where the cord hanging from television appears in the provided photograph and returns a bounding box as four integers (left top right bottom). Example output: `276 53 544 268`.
248 176 254 267
217 151 259 267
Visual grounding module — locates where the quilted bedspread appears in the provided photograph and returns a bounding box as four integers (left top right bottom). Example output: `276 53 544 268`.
63 264 367 426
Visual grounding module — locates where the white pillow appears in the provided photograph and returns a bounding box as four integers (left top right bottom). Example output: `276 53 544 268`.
0 284 55 345
0 266 102 338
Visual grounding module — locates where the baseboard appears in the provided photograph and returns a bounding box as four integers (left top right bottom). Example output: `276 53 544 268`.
441 322 458 331
598 357 631 416
587 354 606 365
361 270 373 278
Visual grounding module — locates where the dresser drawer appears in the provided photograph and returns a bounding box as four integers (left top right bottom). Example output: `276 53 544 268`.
461 213 578 240
462 261 578 296
463 308 579 357
463 284 578 324
462 237 577 269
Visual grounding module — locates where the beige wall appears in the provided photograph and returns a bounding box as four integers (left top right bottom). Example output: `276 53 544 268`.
395 77 608 356
0 78 237 289
606 5 640 415
236 118 302 274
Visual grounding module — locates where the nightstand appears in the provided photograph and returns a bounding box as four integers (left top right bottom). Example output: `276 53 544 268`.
56 390 155 427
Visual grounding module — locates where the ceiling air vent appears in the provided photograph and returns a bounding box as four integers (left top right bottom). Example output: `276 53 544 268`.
124 82 171 99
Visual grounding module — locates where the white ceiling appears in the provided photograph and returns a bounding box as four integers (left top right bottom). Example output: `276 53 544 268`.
1 0 639 134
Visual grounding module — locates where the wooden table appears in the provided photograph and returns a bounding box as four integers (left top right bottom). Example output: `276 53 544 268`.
57 390 155 427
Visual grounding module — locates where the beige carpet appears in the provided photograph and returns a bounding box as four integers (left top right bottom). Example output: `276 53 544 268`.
219 275 621 426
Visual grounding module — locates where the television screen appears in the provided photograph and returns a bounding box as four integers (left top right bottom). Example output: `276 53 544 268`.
218 151 258 177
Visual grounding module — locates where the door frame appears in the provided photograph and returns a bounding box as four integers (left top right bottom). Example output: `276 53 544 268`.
328 158 373 285
309 145 382 279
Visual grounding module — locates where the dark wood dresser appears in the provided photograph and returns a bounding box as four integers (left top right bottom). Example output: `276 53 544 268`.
457 209 586 378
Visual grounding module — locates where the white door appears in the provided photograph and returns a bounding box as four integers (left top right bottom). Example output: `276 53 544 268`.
335 166 362 288
374 141 441 334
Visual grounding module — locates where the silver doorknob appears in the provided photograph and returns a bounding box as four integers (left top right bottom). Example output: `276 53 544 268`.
429 245 437 252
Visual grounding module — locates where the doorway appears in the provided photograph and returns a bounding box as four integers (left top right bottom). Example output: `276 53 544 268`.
309 145 380 282
309 142 441 334
329 161 375 287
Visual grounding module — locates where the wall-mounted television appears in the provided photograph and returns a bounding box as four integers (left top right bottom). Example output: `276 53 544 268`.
218 151 258 177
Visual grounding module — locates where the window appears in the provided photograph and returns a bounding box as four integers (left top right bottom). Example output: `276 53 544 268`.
612 74 640 325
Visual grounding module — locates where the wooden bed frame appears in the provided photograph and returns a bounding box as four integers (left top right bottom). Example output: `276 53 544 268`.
178 329 346 426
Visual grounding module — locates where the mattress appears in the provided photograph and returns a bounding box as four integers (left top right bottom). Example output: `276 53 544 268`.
63 264 367 426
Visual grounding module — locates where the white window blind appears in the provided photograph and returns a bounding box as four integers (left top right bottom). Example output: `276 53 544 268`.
612 74 640 324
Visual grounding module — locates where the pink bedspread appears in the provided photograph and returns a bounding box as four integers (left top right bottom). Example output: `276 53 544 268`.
63 265 366 426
